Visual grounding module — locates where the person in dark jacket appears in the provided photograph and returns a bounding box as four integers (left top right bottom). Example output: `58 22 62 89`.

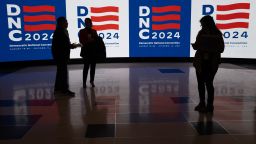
191 15 224 113
52 17 79 96
79 18 98 88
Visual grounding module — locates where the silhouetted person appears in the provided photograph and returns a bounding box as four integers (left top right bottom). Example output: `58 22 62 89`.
79 18 98 88
191 15 224 113
52 17 79 96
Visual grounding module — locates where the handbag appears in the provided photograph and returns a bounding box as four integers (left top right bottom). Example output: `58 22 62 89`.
95 36 106 62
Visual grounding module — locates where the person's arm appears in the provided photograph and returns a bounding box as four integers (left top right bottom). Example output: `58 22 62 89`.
219 35 224 53
192 30 203 50
93 29 98 37
79 29 91 47
56 30 73 49
78 30 84 46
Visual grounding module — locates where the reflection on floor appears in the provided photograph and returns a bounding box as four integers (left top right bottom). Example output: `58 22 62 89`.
0 63 256 144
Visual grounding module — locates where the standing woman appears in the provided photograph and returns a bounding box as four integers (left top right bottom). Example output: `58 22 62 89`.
191 15 224 113
79 18 98 88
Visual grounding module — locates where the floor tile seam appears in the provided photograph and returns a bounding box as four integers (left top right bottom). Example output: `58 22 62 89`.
113 122 190 125
115 97 117 138
217 120 256 122
229 134 256 136
0 114 42 116
210 110 256 112
0 124 35 127
86 122 191 125
213 120 231 135
113 134 204 139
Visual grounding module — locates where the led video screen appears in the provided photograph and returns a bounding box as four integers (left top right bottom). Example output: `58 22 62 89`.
0 0 255 62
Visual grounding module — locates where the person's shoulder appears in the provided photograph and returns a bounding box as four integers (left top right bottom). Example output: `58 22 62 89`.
54 28 61 33
92 28 98 33
197 29 205 35
79 28 86 32
54 28 64 35
216 31 223 37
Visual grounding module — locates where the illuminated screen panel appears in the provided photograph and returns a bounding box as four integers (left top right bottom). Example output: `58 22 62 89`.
67 0 129 58
190 0 256 58
129 0 191 57
0 0 66 62
0 0 256 62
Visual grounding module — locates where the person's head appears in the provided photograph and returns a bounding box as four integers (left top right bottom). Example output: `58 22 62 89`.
84 18 92 28
200 15 216 30
57 17 68 29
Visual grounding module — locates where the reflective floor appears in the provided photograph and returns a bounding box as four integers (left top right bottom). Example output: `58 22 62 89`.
0 63 256 144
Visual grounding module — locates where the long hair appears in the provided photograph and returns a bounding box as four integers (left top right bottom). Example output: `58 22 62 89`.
200 15 222 35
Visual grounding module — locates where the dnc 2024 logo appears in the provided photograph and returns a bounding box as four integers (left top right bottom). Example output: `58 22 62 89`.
203 2 250 39
77 6 120 40
7 4 56 42
138 5 181 40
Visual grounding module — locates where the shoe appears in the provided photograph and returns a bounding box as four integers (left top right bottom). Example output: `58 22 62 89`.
64 90 75 96
90 82 95 87
83 84 87 88
194 103 206 113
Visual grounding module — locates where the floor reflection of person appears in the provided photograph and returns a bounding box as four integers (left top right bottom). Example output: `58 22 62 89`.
81 87 107 124
55 98 73 143
196 113 214 135
81 87 96 112
51 17 80 96
191 15 224 113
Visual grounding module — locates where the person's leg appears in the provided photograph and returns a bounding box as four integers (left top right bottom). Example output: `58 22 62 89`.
55 61 74 96
90 63 96 87
196 71 206 105
54 63 62 92
195 70 207 112
55 62 68 91
205 67 218 112
62 62 68 91
83 61 90 87
54 58 74 96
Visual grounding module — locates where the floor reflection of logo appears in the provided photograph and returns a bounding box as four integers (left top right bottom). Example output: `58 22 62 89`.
23 5 56 32
152 5 181 30
90 6 119 31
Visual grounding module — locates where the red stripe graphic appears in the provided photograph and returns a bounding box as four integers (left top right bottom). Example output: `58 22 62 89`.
216 13 249 20
24 24 55 32
216 22 248 29
152 23 180 30
24 15 56 22
91 6 119 13
93 24 119 31
23 6 55 13
217 3 250 11
91 15 119 22
152 6 181 13
152 14 180 22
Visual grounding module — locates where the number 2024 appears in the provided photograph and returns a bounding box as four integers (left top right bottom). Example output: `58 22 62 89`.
25 33 53 41
223 31 248 39
152 32 180 39
99 33 119 39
